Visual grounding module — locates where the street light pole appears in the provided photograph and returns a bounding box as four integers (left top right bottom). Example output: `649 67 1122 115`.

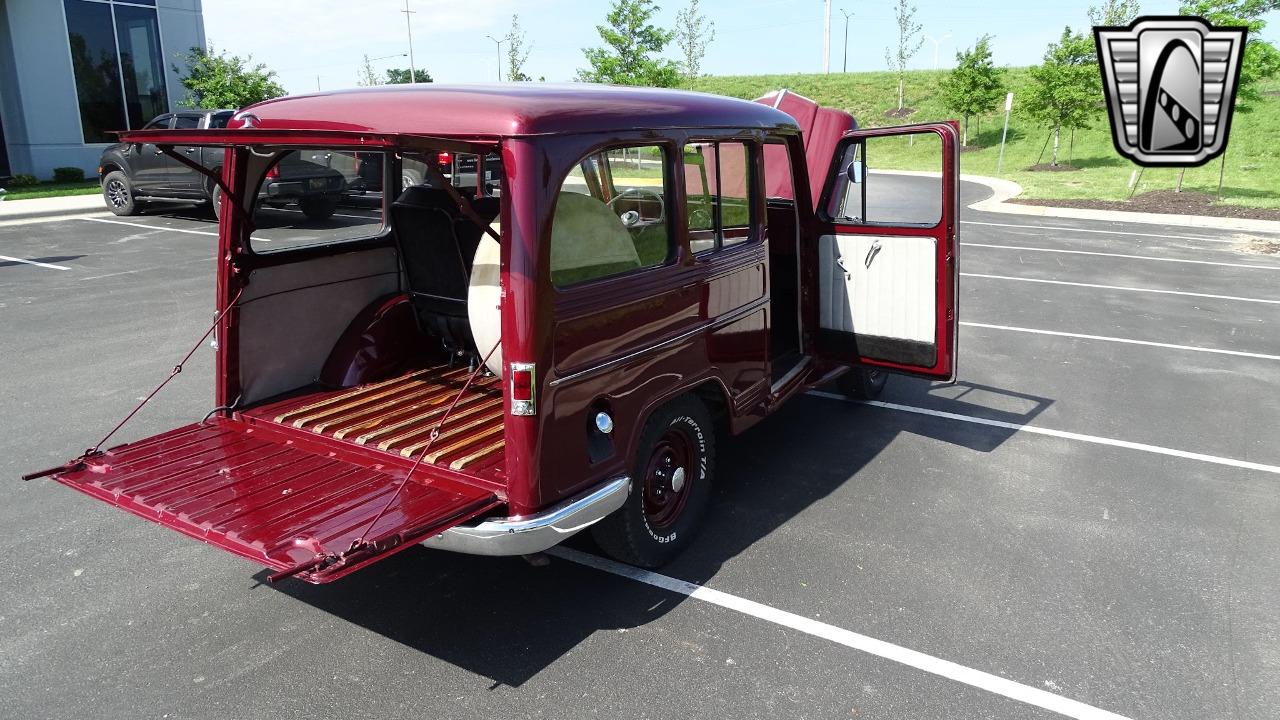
925 32 951 70
486 35 503 82
840 9 853 73
822 0 831 74
401 0 417 83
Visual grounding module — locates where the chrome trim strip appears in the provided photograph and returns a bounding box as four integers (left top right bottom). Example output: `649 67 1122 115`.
772 88 788 109
769 356 811 394
548 296 770 388
421 476 630 556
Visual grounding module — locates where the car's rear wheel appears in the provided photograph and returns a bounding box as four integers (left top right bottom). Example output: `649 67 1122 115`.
298 197 337 221
102 171 138 216
591 396 715 568
210 184 223 221
837 367 889 400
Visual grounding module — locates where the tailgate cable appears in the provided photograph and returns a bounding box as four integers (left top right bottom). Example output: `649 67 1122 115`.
267 338 503 583
22 286 247 481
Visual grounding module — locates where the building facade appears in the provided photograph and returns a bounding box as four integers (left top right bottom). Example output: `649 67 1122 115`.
0 0 205 180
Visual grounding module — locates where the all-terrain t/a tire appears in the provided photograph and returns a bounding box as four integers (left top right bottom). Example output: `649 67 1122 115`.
298 197 337 221
102 171 138 216
837 367 889 400
210 184 223 221
591 396 716 568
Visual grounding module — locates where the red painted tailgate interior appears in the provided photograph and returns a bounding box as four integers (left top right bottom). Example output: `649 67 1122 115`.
50 419 500 583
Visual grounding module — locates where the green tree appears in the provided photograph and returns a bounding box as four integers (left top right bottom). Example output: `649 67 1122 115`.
1180 0 1280 105
577 0 680 87
384 68 433 84
1025 27 1100 166
940 35 1006 146
175 44 285 109
883 0 925 110
356 54 382 87
504 14 533 82
1087 0 1142 26
674 0 716 89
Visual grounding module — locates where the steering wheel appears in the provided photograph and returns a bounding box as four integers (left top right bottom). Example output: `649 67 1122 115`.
607 187 665 227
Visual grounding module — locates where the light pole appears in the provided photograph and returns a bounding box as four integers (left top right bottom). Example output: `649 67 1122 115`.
822 0 831 73
401 0 417 83
840 9 853 73
925 32 951 70
486 35 503 82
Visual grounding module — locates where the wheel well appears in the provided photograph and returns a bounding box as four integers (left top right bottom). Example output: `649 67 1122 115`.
99 163 122 180
204 168 223 197
689 380 731 441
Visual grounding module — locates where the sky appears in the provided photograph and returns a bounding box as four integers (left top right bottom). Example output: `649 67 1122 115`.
201 0 1280 95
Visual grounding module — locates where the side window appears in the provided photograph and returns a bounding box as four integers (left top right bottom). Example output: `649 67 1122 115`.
826 132 942 226
762 140 796 202
173 115 199 130
400 151 504 197
142 115 170 130
248 148 387 253
551 144 671 287
684 141 755 253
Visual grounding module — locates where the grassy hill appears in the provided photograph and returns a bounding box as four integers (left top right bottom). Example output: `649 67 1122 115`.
694 69 1280 209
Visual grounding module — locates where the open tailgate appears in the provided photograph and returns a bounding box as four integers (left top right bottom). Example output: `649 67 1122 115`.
46 419 500 583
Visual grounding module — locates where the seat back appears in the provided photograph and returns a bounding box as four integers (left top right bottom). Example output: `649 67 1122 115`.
390 186 475 354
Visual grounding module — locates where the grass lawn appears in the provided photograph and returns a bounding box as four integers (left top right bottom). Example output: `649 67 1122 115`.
2 180 100 201
695 69 1280 209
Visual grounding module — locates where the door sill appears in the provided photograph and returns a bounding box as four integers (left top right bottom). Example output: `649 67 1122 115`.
769 355 811 394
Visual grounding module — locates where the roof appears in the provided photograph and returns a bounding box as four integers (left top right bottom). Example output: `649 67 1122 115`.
230 84 801 138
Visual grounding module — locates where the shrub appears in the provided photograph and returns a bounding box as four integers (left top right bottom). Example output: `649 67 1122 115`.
8 174 39 187
52 166 86 183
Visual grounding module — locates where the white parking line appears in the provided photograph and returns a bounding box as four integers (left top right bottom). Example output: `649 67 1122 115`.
961 220 1238 244
0 254 71 270
551 546 1131 720
962 242 1280 271
961 273 1280 305
961 322 1280 362
809 392 1280 475
81 217 218 236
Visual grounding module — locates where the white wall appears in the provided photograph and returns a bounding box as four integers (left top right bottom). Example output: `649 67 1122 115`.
158 0 205 110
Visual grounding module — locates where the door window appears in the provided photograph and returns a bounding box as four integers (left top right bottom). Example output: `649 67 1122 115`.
684 141 754 253
550 145 671 287
825 132 942 227
248 148 387 253
173 115 200 130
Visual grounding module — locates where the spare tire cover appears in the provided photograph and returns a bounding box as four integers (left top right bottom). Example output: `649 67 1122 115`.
468 224 503 377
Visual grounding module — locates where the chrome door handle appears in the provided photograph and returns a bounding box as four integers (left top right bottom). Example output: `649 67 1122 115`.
834 255 851 280
864 240 882 268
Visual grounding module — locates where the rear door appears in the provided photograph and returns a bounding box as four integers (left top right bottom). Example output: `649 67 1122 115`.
40 419 500 583
813 122 959 381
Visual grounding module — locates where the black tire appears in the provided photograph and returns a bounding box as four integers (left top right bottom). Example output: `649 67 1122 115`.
837 367 889 400
591 396 715 568
298 197 337 221
102 171 138 216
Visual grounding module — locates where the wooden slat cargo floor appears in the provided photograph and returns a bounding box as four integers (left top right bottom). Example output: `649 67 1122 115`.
244 363 506 475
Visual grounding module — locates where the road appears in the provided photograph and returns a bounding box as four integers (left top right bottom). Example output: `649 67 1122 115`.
2 180 1278 720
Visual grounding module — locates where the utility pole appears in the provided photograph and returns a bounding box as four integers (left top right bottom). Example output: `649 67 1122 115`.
401 0 417 83
486 35 503 82
822 0 832 73
840 9 853 73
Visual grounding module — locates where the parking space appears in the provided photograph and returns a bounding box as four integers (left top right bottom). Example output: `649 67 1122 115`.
2 179 1278 719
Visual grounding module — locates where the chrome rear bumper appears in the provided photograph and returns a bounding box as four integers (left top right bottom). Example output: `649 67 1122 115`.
421 476 629 556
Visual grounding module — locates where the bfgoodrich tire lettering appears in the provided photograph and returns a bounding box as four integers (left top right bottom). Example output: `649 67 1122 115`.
591 396 715 568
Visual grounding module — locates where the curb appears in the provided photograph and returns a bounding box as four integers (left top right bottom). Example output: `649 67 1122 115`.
884 170 1280 234
0 195 109 222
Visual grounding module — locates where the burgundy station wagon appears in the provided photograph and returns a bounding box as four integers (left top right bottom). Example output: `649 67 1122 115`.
28 85 960 583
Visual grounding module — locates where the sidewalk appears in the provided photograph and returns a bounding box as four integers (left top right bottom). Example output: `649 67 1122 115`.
0 193 108 222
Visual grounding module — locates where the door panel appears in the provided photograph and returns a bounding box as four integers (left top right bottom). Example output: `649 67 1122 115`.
813 122 959 382
818 233 937 366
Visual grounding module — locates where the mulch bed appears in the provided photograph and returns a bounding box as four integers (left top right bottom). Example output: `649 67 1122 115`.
1027 163 1081 172
882 107 916 119
1009 190 1280 222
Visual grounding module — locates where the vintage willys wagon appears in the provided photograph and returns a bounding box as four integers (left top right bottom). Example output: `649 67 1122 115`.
28 85 959 583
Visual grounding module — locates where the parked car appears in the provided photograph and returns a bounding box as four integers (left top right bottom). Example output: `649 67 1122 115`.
98 109 347 221
30 85 959 584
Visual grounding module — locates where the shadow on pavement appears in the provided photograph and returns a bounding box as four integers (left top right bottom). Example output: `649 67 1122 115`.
264 378 1052 687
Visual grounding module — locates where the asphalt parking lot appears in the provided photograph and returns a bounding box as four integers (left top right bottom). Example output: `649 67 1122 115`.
2 181 1279 720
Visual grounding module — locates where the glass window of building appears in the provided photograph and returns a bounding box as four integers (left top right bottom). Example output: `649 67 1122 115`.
64 0 169 144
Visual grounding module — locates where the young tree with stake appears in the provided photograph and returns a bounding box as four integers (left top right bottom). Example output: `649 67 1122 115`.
674 0 716 89
1024 27 1100 166
884 0 925 111
504 14 534 82
940 35 1006 146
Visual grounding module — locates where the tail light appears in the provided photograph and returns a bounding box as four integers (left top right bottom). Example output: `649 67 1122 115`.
509 363 536 416
265 164 280 179
436 151 452 167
